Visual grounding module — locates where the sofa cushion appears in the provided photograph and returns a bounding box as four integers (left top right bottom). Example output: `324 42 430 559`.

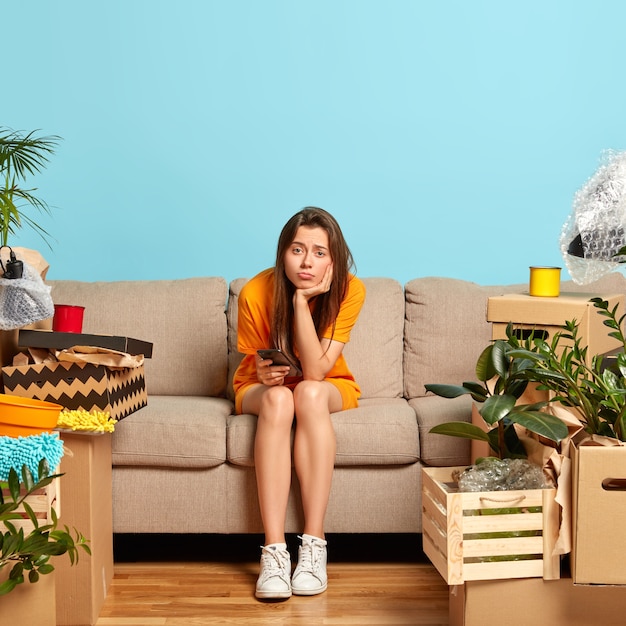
333 398 419 464
111 396 233 468
343 278 405 399
49 277 229 396
227 276 405 401
403 277 525 400
226 397 418 467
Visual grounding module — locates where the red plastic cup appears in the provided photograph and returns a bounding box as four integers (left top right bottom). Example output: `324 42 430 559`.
53 304 85 333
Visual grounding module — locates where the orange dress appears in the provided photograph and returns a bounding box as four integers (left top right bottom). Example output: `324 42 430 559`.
234 268 366 414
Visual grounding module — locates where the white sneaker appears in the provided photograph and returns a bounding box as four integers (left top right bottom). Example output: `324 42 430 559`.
291 534 328 596
255 543 292 599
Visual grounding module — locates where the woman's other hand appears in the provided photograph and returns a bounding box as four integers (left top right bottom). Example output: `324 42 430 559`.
255 354 290 386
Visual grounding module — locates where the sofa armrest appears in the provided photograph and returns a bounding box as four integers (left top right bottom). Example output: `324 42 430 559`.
410 394 471 467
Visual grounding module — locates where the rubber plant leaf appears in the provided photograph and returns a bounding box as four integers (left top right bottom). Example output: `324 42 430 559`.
429 421 490 441
509 410 569 443
479 394 516 426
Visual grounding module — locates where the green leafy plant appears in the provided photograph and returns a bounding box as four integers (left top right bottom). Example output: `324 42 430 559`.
507 297 626 441
425 339 569 459
0 127 61 248
0 460 90 596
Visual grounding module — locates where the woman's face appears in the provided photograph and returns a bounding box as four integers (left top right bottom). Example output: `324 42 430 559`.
283 225 332 289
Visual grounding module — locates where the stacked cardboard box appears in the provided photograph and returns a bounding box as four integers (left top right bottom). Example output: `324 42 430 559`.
450 576 626 626
0 330 152 420
570 442 626 585
487 292 625 360
53 432 113 626
437 291 626 624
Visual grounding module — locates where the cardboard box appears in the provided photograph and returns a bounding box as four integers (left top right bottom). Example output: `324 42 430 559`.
450 576 626 626
0 360 147 420
0 329 19 367
18 329 153 358
0 478 59 625
487 292 625 360
422 466 560 585
0 567 56 626
54 432 113 626
571 442 626 585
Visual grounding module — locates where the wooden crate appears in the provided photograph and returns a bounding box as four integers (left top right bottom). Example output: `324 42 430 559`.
422 466 560 585
1 477 60 533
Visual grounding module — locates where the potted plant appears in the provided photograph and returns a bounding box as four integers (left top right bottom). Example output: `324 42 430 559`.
425 338 569 460
0 127 61 248
506 297 626 441
0 459 90 596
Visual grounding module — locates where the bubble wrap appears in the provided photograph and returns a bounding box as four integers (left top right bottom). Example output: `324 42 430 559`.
454 458 551 492
0 261 54 330
561 150 626 284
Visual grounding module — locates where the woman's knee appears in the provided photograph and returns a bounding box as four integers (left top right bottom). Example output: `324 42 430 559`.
257 386 295 427
293 380 332 412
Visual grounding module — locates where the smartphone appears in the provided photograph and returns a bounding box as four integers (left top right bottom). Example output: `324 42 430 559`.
257 348 302 377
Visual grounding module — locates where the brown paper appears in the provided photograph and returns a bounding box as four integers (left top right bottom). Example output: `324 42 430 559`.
19 345 144 370
576 433 625 448
55 346 144 369
23 347 54 364
515 404 586 557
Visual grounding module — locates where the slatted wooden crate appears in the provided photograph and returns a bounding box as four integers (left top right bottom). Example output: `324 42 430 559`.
1 477 60 533
422 466 560 585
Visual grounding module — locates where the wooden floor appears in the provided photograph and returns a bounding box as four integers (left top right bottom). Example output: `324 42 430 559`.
95 534 450 626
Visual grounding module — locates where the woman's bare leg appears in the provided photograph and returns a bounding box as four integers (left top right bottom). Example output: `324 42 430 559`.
242 384 295 545
292 380 341 538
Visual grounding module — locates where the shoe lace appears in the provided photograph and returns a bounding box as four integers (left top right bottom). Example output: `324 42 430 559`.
259 546 290 582
297 536 323 573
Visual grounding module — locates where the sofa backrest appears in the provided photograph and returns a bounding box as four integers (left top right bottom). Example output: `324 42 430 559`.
404 273 626 400
47 270 626 403
344 277 405 399
227 276 405 401
48 277 229 397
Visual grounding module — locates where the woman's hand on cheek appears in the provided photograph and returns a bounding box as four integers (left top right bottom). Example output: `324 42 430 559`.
295 264 333 303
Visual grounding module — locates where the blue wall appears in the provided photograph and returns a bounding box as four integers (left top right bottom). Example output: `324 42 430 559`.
4 1 626 286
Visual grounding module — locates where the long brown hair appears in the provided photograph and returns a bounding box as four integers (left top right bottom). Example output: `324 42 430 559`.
271 207 355 363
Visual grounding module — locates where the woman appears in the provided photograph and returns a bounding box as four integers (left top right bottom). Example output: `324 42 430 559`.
234 207 365 600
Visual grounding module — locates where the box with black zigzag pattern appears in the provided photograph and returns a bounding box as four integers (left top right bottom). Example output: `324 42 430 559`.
0 361 147 420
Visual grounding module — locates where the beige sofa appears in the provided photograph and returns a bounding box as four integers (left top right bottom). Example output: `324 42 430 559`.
47 272 626 535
